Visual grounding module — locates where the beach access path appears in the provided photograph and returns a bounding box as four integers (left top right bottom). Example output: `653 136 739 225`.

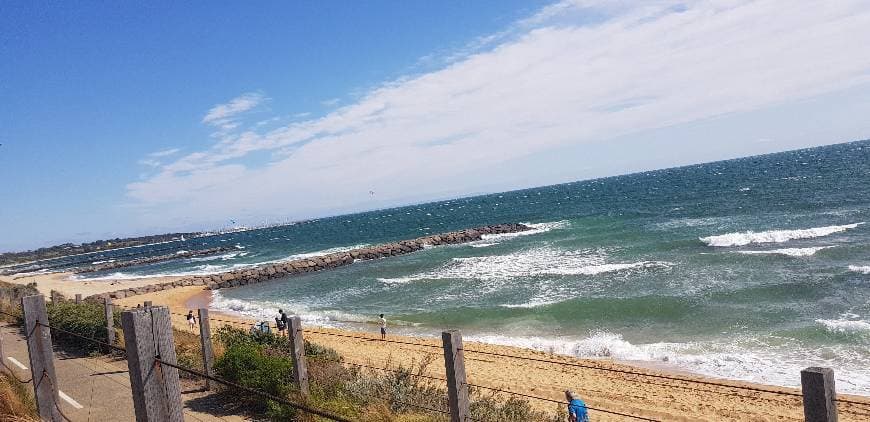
0 323 243 422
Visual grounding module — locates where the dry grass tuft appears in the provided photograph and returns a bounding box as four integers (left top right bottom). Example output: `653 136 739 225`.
0 370 38 422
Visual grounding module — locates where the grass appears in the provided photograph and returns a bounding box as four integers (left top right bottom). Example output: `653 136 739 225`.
0 364 38 422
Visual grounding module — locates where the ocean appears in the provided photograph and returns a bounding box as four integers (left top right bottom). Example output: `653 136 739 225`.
74 139 870 394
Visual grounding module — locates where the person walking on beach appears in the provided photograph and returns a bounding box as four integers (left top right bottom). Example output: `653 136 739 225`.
565 390 589 422
186 310 196 332
379 314 387 340
276 309 288 337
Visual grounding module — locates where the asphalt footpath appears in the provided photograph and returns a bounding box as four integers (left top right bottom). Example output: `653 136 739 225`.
0 323 238 421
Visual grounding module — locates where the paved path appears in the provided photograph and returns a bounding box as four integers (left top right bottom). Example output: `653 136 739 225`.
1 323 243 421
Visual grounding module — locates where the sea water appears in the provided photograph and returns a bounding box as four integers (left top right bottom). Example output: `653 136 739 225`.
72 140 870 393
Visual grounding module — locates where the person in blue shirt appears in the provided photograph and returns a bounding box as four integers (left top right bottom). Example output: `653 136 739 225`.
565 390 589 422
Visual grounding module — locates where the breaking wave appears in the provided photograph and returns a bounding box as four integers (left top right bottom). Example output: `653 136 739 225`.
736 246 834 257
848 265 870 275
465 331 870 394
816 319 870 336
477 220 569 243
378 247 670 284
700 223 863 247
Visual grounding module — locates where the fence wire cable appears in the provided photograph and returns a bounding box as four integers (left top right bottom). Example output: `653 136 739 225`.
36 321 127 355
303 328 443 350
39 369 73 421
467 382 660 421
306 354 448 382
0 358 33 383
154 358 354 422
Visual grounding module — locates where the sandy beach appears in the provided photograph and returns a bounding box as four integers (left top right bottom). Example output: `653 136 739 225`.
5 272 870 421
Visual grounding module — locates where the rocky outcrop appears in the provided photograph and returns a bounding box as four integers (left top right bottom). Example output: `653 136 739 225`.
75 247 232 274
84 223 529 303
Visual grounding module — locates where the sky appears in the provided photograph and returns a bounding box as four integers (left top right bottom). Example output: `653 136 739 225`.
2 0 870 252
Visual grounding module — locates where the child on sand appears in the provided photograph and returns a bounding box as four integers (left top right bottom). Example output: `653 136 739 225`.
379 314 386 340
186 310 196 331
565 390 589 422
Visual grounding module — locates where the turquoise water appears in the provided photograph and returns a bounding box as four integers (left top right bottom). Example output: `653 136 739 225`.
81 140 870 393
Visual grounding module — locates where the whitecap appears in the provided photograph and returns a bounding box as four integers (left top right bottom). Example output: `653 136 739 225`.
377 247 670 283
700 223 863 247
469 242 497 248
283 244 369 261
848 265 870 275
478 220 569 242
816 319 870 336
736 246 834 257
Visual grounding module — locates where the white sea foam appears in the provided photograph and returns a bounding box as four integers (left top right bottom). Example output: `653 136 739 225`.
736 246 834 257
478 220 569 243
188 252 241 262
210 291 369 327
377 247 670 284
816 319 870 336
499 298 563 308
90 260 116 265
466 331 870 394
282 244 369 261
848 265 870 275
469 242 497 248
700 223 864 247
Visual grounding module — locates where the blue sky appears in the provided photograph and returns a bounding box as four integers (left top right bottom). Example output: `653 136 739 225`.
2 0 870 252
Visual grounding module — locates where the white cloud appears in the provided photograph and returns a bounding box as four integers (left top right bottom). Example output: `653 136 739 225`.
127 0 870 226
202 92 266 129
147 148 180 158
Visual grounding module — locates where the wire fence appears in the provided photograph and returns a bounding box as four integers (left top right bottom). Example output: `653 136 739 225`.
8 298 870 421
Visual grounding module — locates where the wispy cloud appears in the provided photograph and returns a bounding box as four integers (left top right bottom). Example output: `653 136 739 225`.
127 0 870 226
320 98 340 107
148 148 180 158
202 92 266 131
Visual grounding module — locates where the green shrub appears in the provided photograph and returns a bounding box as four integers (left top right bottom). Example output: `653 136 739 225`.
45 301 119 354
213 326 299 420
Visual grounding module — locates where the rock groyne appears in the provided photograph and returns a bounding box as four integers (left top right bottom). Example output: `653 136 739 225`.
85 223 529 302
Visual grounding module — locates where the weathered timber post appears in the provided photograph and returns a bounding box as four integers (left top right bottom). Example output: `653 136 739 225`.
143 301 152 308
288 316 309 397
802 367 838 422
74 294 82 304
197 308 214 390
121 306 184 422
442 330 470 422
21 295 62 421
104 297 115 348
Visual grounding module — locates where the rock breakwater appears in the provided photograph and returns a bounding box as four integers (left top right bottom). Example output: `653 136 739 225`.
85 223 529 302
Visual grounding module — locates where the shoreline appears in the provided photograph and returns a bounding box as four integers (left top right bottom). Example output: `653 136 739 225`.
123 285 869 421
5 272 870 420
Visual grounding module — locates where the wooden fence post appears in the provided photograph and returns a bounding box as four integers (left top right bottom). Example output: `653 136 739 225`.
74 294 82 304
197 308 214 390
21 295 62 421
442 330 469 422
104 297 115 347
0 329 6 371
143 301 152 308
288 316 309 398
121 306 184 422
801 367 837 422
